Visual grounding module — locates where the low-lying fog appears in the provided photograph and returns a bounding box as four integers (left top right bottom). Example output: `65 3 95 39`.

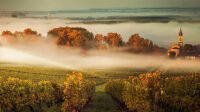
0 17 200 48
0 42 200 72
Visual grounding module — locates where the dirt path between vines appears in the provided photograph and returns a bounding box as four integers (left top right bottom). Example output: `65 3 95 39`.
83 84 123 112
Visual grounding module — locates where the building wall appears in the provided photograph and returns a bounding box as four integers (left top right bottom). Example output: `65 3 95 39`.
168 49 180 56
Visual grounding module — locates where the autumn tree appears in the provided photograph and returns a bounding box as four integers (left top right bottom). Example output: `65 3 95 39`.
48 26 94 48
1 31 13 37
20 28 40 42
24 28 38 35
94 33 123 49
105 33 123 48
1 31 16 44
181 44 198 56
126 34 153 53
126 34 166 54
1 29 41 44
94 34 108 49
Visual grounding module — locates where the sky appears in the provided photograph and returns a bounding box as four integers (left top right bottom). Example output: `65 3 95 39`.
0 0 200 11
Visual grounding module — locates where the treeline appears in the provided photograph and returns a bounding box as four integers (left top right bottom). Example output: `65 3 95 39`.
1 29 42 44
181 44 200 56
0 72 95 112
105 71 200 112
48 26 166 54
1 26 166 54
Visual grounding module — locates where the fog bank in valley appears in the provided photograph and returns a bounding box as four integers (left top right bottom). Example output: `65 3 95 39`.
0 17 200 47
0 41 200 72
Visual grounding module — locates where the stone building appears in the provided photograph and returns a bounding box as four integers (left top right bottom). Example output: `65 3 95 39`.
167 28 183 57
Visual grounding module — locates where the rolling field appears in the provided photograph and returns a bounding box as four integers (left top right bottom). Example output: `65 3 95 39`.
0 62 146 112
0 62 199 112
0 62 148 85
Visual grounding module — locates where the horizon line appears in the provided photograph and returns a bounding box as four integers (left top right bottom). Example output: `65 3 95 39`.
1 7 200 12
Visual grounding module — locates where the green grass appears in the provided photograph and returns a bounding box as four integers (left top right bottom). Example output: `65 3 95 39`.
0 66 72 83
84 84 121 112
0 62 147 85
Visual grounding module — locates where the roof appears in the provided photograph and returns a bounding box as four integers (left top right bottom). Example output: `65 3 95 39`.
179 28 183 36
170 44 180 49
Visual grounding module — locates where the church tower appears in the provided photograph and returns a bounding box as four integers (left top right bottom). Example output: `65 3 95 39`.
178 28 183 47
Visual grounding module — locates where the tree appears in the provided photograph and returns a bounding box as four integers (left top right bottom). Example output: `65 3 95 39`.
105 33 123 48
48 26 94 48
1 29 41 44
182 44 197 56
126 34 166 54
1 31 13 37
94 34 108 49
94 33 123 49
1 31 16 44
24 28 38 35
126 34 153 53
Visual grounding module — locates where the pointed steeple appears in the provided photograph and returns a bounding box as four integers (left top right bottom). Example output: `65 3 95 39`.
179 28 183 36
178 28 183 47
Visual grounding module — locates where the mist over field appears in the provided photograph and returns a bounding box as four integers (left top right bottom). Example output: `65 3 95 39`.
0 8 200 47
0 41 200 72
0 8 200 71
0 0 200 71
0 0 200 111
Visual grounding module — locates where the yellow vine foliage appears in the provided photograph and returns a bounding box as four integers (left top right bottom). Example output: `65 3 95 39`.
105 71 200 112
105 71 161 112
62 72 95 112
0 77 36 112
0 72 96 112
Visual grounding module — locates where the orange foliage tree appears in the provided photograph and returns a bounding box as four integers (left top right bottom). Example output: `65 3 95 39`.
1 28 41 44
1 31 13 37
94 34 108 49
126 34 153 53
126 34 166 54
48 26 94 48
94 33 123 49
105 33 123 48
1 31 16 44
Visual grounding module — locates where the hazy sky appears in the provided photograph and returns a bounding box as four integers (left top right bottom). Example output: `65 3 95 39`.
0 0 200 11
